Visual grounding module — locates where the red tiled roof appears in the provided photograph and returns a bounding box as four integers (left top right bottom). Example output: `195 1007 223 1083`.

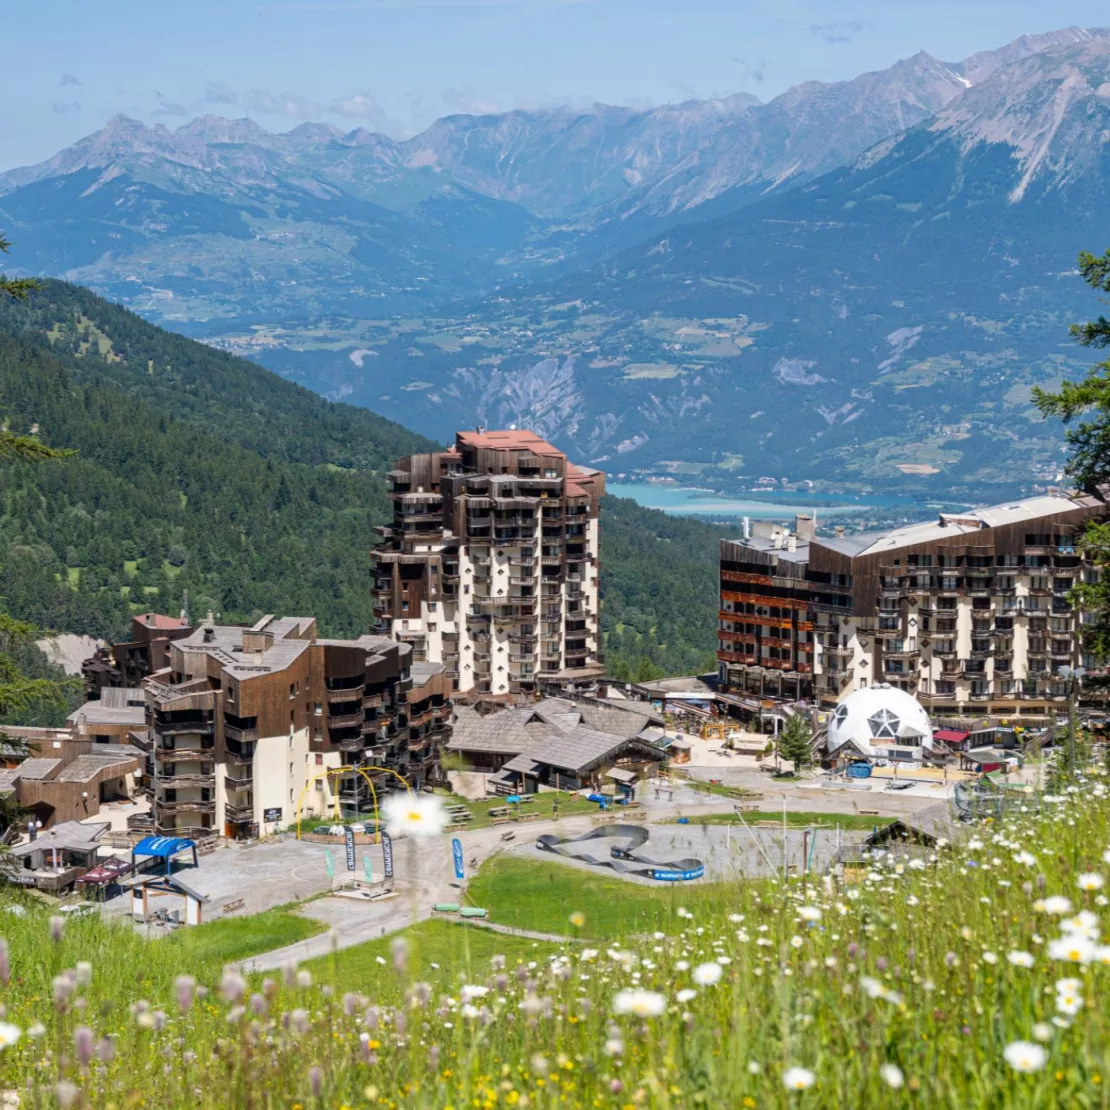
934 729 970 743
137 612 189 630
455 430 565 457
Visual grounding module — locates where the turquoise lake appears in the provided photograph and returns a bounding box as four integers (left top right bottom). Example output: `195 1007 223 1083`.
607 482 875 519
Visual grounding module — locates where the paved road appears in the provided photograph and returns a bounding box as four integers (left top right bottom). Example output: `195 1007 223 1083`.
233 778 943 970
237 816 600 971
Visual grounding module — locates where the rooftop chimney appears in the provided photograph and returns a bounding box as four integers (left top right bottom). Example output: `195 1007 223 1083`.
794 514 815 542
242 630 274 654
787 535 797 552
834 525 845 538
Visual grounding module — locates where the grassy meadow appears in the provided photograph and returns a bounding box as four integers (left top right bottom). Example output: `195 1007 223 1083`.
3 773 1110 1106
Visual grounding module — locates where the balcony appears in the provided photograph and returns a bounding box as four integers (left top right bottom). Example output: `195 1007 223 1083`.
223 724 259 744
156 800 215 816
225 801 254 824
327 684 364 702
324 714 364 732
224 769 253 790
225 737 257 761
155 772 213 790
153 745 213 763
155 719 215 738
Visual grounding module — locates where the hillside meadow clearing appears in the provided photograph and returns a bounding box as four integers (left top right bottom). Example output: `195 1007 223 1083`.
2 776 1110 1106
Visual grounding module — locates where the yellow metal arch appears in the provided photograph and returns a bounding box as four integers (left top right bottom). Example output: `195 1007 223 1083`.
294 764 413 840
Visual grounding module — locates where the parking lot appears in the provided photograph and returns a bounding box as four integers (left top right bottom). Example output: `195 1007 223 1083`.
104 835 355 922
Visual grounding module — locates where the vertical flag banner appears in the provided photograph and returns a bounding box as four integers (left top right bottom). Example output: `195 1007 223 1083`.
344 826 356 871
363 855 373 882
452 837 465 880
382 830 394 879
324 848 335 878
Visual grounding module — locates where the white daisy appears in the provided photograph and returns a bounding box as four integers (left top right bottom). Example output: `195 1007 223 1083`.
782 1067 816 1091
612 989 666 1018
693 961 723 986
1003 1042 1046 1073
381 792 447 838
879 1063 904 1089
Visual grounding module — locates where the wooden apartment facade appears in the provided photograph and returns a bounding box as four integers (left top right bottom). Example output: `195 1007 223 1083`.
373 429 605 697
718 494 1106 720
148 616 451 839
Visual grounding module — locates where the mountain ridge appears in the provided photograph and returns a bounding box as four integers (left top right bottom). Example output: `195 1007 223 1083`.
5 26 1106 222
2 27 1109 501
309 35 1110 496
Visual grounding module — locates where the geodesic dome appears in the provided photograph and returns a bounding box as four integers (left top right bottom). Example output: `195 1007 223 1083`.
827 684 933 758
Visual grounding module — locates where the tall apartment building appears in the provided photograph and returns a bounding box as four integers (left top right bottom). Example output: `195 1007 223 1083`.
146 615 451 839
718 493 1104 720
372 430 605 697
83 611 193 698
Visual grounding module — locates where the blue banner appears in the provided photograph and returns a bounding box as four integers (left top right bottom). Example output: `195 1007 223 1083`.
451 837 465 880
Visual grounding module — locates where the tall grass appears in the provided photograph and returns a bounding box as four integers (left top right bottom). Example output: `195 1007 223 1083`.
4 772 1110 1107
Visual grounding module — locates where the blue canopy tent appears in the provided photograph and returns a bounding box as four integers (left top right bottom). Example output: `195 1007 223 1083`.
130 836 198 876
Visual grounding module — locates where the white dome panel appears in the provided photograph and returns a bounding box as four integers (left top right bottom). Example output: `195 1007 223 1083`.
827 684 933 757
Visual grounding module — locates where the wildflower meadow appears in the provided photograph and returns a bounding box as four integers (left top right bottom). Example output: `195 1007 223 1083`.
4 775 1110 1107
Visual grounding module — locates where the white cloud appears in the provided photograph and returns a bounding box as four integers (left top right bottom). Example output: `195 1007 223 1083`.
246 88 323 117
327 93 382 120
205 81 237 105
810 21 864 45
442 86 501 115
153 93 190 117
58 73 82 87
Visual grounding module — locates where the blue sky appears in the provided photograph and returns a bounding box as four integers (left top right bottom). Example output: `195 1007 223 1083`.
3 0 1108 169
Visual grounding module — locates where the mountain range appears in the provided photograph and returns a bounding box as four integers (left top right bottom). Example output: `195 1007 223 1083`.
1 25 1109 497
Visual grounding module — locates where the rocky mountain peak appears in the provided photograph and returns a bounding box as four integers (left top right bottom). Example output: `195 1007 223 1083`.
930 36 1110 199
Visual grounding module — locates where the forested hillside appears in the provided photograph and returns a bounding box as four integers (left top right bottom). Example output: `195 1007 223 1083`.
0 281 722 677
599 496 723 681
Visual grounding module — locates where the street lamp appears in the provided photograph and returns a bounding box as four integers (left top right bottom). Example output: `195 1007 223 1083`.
1057 665 1087 777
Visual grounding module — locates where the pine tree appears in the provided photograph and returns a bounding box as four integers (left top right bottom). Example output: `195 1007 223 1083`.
778 714 813 773
1034 249 1110 664
0 236 71 462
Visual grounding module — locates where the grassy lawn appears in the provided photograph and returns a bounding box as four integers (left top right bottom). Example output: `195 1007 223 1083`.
0 900 327 1036
433 790 608 830
675 778 763 800
670 810 896 830
466 854 751 938
166 903 325 965
302 918 550 997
